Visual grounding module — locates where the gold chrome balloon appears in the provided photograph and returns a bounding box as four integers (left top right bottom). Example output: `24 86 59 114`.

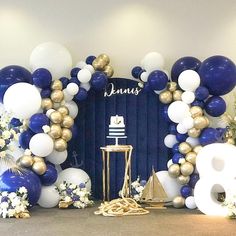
50 111 63 124
180 162 194 176
33 156 44 163
159 91 173 104
188 127 201 138
32 161 47 175
167 82 177 92
62 115 74 128
92 58 106 70
57 106 69 117
190 106 203 118
193 145 202 154
177 175 190 185
179 142 192 154
97 54 110 65
173 196 185 208
54 138 67 152
104 65 114 77
41 98 53 111
51 79 63 90
227 138 235 145
194 116 209 129
172 90 183 101
51 90 64 103
19 155 34 167
61 128 72 142
185 151 197 165
168 164 180 178
48 124 62 139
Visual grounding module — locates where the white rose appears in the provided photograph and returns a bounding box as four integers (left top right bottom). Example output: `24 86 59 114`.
64 196 72 202
69 184 77 189
1 192 8 197
59 184 66 190
1 202 9 209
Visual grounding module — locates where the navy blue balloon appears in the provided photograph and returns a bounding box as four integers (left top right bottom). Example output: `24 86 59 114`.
70 77 81 86
70 67 81 77
172 153 184 164
195 86 209 101
0 65 32 102
199 128 221 146
32 68 52 89
19 129 34 149
176 133 188 142
74 87 88 101
131 66 143 79
39 164 58 186
172 143 180 154
198 55 236 96
86 55 96 65
205 96 226 117
191 100 205 109
171 57 201 82
189 174 199 188
0 169 41 206
40 89 51 98
59 77 69 89
162 105 172 122
180 185 192 198
29 113 50 133
10 118 22 127
142 83 151 93
148 70 168 91
169 123 177 134
90 72 108 91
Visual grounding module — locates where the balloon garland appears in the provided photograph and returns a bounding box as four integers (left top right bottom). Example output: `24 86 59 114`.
131 53 236 208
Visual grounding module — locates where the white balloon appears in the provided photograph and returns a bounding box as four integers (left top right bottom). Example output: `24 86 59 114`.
30 42 72 79
140 71 149 82
186 137 199 147
156 171 182 202
181 117 194 130
168 101 190 123
46 150 68 165
3 83 41 119
77 68 92 83
178 70 200 92
76 61 87 69
66 83 79 96
63 89 74 102
164 134 178 148
29 133 54 157
38 185 60 208
177 123 188 134
141 52 164 72
181 91 195 104
80 83 91 91
84 64 95 74
56 168 91 192
46 109 55 117
55 164 62 174
185 196 197 209
167 159 173 168
65 101 78 119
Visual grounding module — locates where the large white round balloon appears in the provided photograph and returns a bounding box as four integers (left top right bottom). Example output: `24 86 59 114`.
141 52 164 72
66 83 79 96
30 42 72 79
29 133 54 157
46 150 68 165
38 185 60 208
156 171 182 202
65 101 78 119
56 168 91 192
168 101 190 123
3 83 41 119
164 134 178 148
178 70 200 92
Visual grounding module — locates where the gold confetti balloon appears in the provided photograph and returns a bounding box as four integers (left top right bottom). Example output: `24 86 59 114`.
57 106 69 117
190 106 203 118
51 90 64 103
19 155 34 167
177 175 190 185
41 98 53 111
180 162 194 176
173 196 185 208
159 91 173 104
179 142 192 154
168 164 180 178
54 138 68 152
172 90 183 101
194 116 209 129
48 124 62 139
32 161 47 175
185 151 197 165
51 79 63 90
50 111 63 124
188 127 201 138
61 128 72 142
104 65 114 77
62 115 74 128
167 82 177 92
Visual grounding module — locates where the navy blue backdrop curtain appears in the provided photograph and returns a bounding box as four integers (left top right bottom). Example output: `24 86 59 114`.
62 78 169 199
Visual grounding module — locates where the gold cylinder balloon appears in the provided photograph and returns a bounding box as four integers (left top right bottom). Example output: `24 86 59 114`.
168 164 180 178
167 82 177 92
193 145 202 154
50 111 63 124
41 98 53 111
33 156 44 163
180 162 194 176
188 127 201 138
185 151 197 165
173 196 185 208
54 138 67 152
190 106 203 118
194 116 208 129
57 106 69 117
159 91 173 104
62 115 74 128
104 65 114 77
51 79 63 90
172 90 182 101
48 124 62 139
179 142 192 154
97 54 110 65
61 128 72 142
19 155 34 167
177 175 190 185
32 161 47 175
51 90 64 103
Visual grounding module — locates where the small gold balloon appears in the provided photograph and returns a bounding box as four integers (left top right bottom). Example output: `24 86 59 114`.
54 138 67 152
61 128 72 142
173 196 185 208
53 102 61 109
168 164 180 178
33 156 44 163
193 145 203 154
173 90 183 101
177 175 190 185
159 90 173 104
48 124 62 139
167 82 177 92
62 115 74 128
92 58 106 70
97 54 110 65
41 98 53 110
51 79 63 90
51 90 64 103
188 127 201 138
104 65 114 77
227 138 235 145
57 106 69 116
32 161 47 175
50 111 63 124
180 162 194 176
19 155 34 167
179 142 192 154
194 116 209 129
185 151 197 165
190 106 203 118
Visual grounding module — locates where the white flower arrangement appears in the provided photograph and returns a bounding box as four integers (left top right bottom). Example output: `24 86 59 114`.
222 195 236 218
0 187 30 218
56 181 93 209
